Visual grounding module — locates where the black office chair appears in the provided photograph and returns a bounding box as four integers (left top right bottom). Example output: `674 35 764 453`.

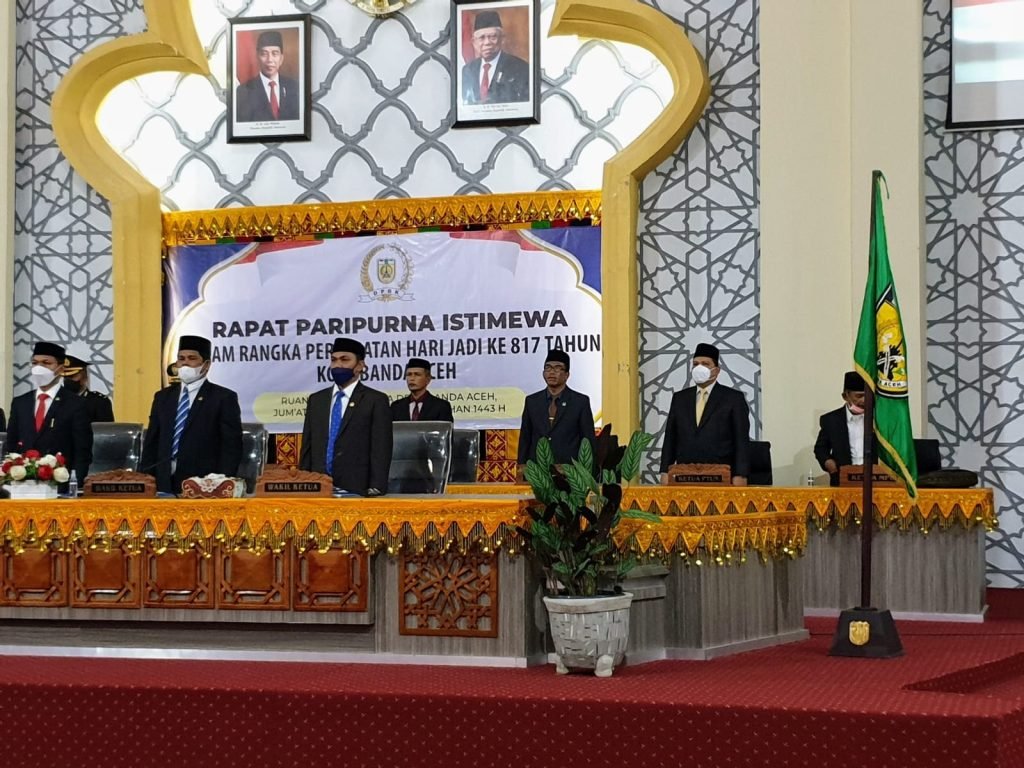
238 423 269 494
914 437 978 488
448 429 481 483
388 421 453 494
90 423 144 474
914 438 942 475
747 440 773 486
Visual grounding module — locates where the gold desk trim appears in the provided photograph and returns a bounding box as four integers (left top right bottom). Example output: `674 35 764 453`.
446 484 997 531
0 496 803 561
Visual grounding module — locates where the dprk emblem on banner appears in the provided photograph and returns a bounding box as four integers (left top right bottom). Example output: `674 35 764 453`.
874 286 908 398
360 244 414 302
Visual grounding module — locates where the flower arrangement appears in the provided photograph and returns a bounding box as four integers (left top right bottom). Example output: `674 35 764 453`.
0 450 71 485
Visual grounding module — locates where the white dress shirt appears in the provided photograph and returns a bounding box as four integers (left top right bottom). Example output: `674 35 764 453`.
846 407 865 465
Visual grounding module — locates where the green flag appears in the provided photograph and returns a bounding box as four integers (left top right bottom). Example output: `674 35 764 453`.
854 171 918 498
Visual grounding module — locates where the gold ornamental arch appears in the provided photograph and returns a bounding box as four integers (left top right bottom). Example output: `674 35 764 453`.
52 0 709 433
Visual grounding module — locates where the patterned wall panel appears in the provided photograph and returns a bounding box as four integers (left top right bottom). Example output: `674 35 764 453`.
96 0 672 209
13 0 147 396
924 0 1024 587
637 0 760 479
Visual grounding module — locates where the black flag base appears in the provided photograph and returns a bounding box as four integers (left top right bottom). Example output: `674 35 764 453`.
829 607 904 658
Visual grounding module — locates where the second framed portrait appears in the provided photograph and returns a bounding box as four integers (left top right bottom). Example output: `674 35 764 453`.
227 14 312 143
451 0 540 128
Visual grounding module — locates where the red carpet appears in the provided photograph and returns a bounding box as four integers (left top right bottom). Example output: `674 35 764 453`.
5 618 1024 767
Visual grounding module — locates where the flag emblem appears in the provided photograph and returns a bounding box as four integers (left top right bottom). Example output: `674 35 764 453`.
874 286 908 398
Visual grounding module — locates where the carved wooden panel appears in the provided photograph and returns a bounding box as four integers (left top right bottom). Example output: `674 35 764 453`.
0 546 68 606
71 542 141 607
294 547 368 612
144 544 214 608
399 549 498 637
217 548 290 610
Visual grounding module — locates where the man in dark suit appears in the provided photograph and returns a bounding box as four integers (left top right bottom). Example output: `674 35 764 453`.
461 10 531 105
517 350 595 471
235 30 300 122
659 342 751 485
6 341 92 484
299 337 393 496
391 358 454 423
814 371 866 486
62 355 114 423
140 335 243 494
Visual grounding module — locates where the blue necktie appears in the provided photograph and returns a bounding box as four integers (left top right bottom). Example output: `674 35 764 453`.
171 386 190 458
325 391 344 474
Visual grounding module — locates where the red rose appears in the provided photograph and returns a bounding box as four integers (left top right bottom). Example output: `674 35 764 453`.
55 453 65 467
24 449 40 460
36 465 54 482
0 462 9 474
13 457 24 466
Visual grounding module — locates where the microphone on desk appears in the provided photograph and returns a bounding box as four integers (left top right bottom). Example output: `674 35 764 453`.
132 454 174 476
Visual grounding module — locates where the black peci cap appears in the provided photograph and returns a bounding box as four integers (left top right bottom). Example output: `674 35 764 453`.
406 358 431 373
178 335 212 360
545 349 570 370
332 337 366 359
256 30 284 51
844 371 865 392
33 341 66 362
693 342 720 366
474 10 503 31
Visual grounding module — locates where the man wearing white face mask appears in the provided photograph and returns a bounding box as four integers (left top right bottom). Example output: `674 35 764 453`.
659 342 751 486
813 371 867 487
6 341 92 485
140 335 242 494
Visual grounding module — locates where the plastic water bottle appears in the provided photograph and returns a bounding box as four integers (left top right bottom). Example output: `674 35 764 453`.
68 470 78 498
806 468 815 487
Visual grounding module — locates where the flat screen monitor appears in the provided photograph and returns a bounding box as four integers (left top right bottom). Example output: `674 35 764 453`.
948 0 1024 130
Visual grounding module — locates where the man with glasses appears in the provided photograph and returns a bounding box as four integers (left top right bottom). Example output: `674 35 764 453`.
461 10 531 105
517 349 596 474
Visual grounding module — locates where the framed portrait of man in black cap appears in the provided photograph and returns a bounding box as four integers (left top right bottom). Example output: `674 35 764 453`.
451 0 540 128
227 14 312 143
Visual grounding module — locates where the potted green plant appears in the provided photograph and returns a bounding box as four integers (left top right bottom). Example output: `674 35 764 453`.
519 426 659 676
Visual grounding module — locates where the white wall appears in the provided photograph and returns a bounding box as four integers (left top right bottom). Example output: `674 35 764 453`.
761 0 925 485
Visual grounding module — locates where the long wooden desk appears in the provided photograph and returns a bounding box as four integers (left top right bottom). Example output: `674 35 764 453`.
1 485 986 661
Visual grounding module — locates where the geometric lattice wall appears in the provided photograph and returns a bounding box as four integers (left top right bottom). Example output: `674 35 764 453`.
638 0 760 479
924 0 1024 587
13 0 148 396
98 0 672 210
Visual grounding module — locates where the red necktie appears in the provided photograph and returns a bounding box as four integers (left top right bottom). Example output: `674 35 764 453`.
411 400 422 421
35 393 49 432
480 63 491 101
269 81 279 119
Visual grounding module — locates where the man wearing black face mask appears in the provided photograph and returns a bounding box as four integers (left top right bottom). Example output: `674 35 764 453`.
6 341 92 485
814 371 867 487
299 337 393 496
659 342 751 486
140 335 243 494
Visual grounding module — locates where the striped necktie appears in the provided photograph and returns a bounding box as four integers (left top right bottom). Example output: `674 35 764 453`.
171 386 190 458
